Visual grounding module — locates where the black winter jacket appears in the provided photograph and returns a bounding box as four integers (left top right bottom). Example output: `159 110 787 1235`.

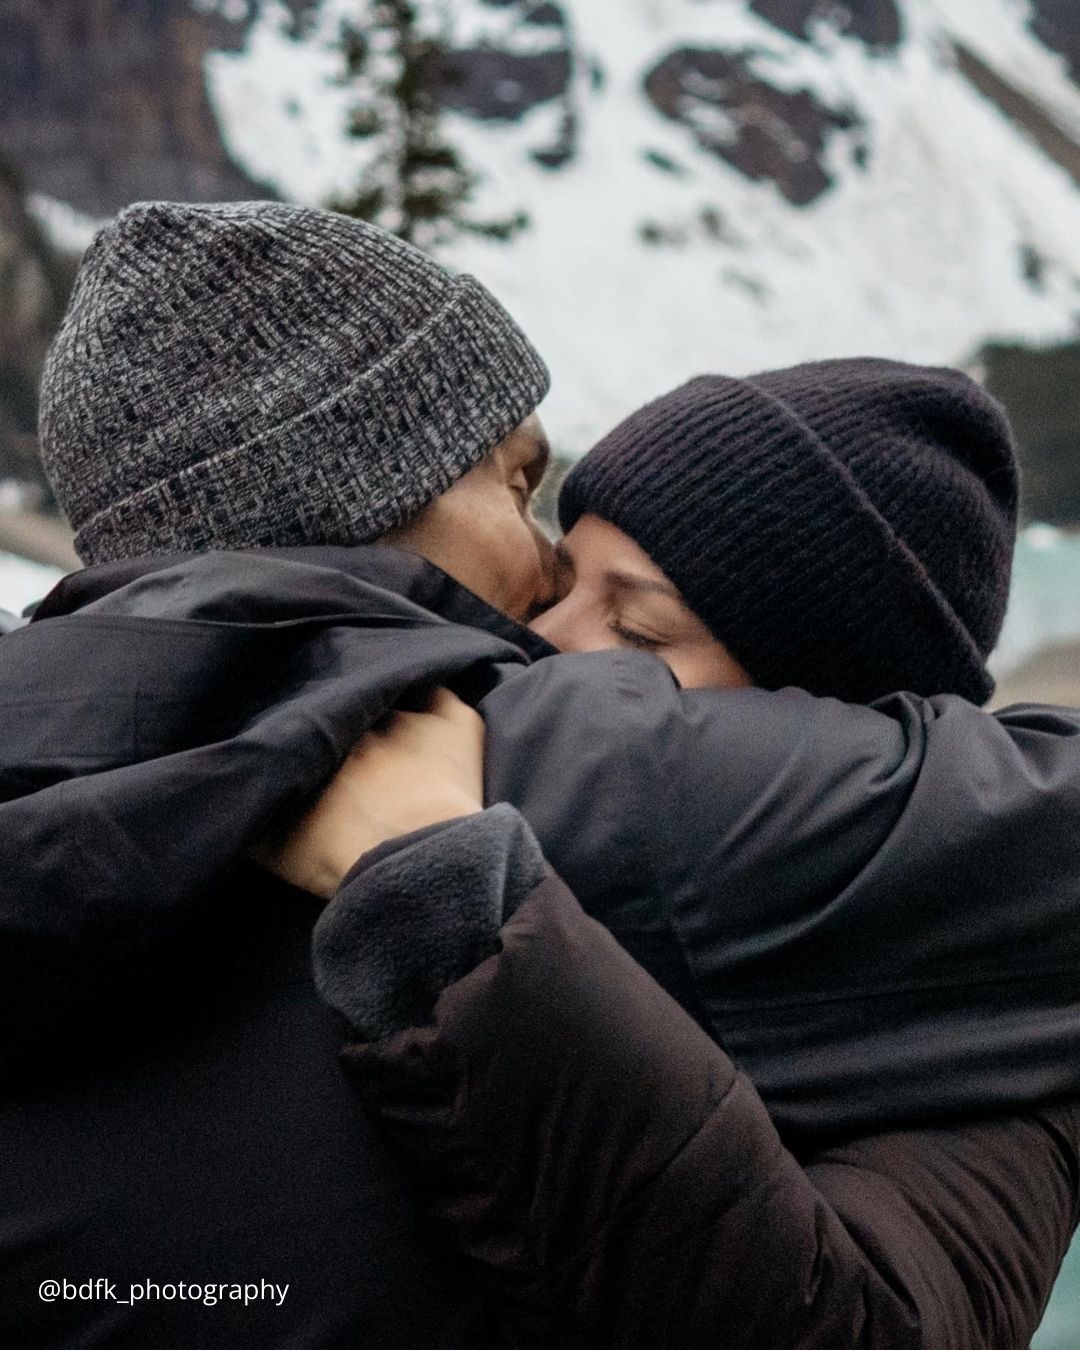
315 806 1080 1349
7 546 1080 1137
2 544 1080 1347
0 553 512 1347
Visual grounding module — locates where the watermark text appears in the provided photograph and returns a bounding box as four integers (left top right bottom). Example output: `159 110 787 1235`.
38 1278 288 1308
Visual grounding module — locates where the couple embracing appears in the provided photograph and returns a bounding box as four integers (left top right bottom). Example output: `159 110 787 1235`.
2 200 1079 1349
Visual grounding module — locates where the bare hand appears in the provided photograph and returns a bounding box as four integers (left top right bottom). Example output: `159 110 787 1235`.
253 688 485 899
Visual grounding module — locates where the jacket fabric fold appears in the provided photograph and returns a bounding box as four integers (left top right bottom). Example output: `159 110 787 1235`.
324 817 1079 1348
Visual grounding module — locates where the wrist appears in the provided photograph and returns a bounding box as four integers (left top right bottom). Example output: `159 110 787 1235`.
325 797 484 897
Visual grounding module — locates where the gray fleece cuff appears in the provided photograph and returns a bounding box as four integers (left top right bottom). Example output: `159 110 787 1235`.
312 803 547 1038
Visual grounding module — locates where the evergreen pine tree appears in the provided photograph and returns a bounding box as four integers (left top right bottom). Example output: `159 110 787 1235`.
333 1 527 250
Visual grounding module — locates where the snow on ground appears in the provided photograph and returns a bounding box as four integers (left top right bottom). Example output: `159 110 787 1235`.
203 0 1080 453
26 194 110 254
0 552 65 620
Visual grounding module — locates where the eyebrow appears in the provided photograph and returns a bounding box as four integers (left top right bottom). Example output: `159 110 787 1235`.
553 542 681 600
606 570 682 600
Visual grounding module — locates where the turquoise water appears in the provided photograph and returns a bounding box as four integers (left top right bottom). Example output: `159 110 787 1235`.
992 525 1080 676
1035 1234 1080 1348
1000 526 1080 1343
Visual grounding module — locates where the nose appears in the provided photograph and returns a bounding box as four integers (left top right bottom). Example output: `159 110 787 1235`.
527 597 562 646
529 590 606 652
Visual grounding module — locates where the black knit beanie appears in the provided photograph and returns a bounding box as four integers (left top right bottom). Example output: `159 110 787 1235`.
559 358 1019 705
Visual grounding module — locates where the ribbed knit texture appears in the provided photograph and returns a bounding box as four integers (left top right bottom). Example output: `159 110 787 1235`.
38 201 550 565
560 359 1019 705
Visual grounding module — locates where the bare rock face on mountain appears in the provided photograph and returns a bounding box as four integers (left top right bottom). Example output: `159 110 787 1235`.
1029 0 1080 85
0 0 919 222
432 0 576 169
748 0 902 49
433 1 572 123
0 160 70 505
982 341 1080 525
0 0 272 215
1 0 1080 527
644 47 866 207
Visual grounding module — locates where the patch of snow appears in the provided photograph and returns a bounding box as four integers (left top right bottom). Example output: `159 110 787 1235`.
929 0 1080 144
0 481 29 512
203 0 384 205
0 552 66 618
26 193 110 255
1025 521 1064 550
192 0 252 21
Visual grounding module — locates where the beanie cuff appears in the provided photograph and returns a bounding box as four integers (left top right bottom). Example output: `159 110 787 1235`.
73 275 549 564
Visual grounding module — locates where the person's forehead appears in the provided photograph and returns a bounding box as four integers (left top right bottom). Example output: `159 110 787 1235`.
554 533 679 600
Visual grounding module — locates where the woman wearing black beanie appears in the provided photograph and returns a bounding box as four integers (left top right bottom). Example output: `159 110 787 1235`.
538 356 1018 703
261 357 1076 1350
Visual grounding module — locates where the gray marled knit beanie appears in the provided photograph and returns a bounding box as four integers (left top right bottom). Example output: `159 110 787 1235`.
38 201 549 565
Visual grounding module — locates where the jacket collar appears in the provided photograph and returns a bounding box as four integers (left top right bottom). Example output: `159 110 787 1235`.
32 543 557 663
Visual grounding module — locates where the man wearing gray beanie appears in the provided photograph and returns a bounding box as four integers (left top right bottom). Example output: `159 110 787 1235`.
3 199 1079 1350
39 198 555 615
9 200 567 1350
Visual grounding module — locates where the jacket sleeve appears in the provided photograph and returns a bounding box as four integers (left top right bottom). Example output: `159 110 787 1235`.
480 654 1080 1138
312 807 1080 1350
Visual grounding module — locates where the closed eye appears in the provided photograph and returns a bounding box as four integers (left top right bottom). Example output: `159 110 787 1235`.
610 622 665 651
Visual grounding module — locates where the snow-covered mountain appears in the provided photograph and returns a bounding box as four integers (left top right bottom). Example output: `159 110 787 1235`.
8 0 1080 464
179 0 1080 452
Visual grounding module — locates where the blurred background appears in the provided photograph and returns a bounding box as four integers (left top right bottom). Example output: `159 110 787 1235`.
0 0 1078 1336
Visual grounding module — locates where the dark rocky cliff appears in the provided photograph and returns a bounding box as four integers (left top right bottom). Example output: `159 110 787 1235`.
0 0 272 213
983 341 1080 524
0 156 71 506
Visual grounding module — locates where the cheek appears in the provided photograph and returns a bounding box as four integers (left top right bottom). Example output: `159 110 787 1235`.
667 644 755 691
502 520 549 608
475 504 548 615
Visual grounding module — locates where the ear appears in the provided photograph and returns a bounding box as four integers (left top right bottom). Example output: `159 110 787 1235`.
493 416 551 489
